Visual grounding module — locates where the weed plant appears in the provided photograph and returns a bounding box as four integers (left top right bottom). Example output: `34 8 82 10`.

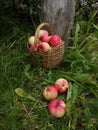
0 1 98 130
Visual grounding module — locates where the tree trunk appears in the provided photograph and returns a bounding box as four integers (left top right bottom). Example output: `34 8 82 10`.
41 0 75 45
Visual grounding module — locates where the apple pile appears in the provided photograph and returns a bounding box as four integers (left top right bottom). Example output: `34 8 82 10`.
42 78 69 118
27 29 62 53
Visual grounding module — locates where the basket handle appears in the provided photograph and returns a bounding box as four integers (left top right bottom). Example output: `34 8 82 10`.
34 23 54 48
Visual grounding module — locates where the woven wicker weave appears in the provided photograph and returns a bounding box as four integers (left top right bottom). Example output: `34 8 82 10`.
27 23 65 68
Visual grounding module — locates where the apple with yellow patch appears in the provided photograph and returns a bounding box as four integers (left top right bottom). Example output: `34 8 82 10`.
37 42 51 52
43 86 58 100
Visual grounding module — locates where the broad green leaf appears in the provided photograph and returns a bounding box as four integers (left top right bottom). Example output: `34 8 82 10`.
15 88 35 101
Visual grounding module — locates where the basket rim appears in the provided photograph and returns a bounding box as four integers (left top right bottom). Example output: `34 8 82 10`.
27 41 64 54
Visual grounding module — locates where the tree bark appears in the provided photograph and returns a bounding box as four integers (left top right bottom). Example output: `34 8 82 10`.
41 0 75 45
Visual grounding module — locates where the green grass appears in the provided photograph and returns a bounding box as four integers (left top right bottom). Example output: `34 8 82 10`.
0 2 98 130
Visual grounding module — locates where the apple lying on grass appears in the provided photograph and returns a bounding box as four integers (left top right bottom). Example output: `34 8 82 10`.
55 78 69 93
48 99 66 118
43 86 58 100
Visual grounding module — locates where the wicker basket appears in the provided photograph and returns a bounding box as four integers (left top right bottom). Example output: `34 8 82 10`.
27 23 65 68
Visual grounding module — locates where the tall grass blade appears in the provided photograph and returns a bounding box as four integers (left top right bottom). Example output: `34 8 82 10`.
73 22 80 46
87 11 97 33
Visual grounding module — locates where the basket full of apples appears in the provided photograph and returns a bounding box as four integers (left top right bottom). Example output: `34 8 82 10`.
27 23 64 68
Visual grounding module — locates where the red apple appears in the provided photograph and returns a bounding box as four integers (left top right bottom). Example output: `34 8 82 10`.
28 44 35 52
40 35 52 43
37 42 51 52
43 86 58 100
48 35 52 40
38 30 48 38
49 35 62 47
48 99 66 118
28 36 35 45
28 41 41 52
39 35 49 42
55 78 69 93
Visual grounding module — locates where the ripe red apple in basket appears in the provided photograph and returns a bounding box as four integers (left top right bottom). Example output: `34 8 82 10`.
43 86 58 101
38 29 50 43
48 99 66 118
55 78 69 93
38 30 49 38
40 35 51 43
28 36 35 45
49 35 62 47
27 35 36 51
37 42 51 52
28 44 35 52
